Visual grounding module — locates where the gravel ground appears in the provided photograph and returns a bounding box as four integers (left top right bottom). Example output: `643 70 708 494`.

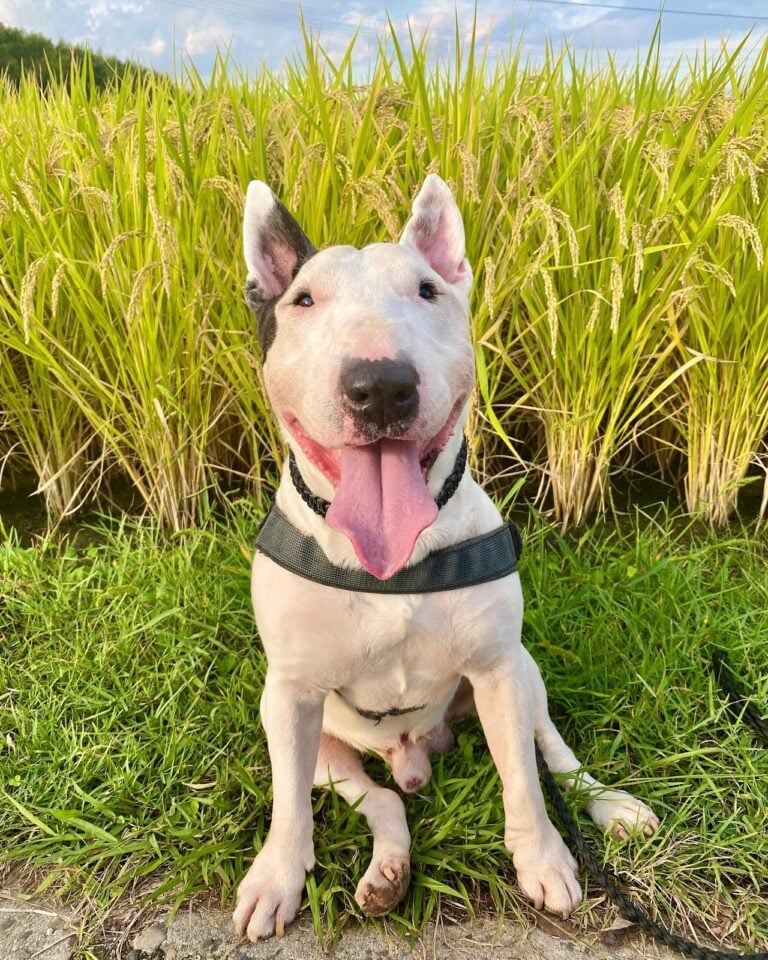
0 891 685 960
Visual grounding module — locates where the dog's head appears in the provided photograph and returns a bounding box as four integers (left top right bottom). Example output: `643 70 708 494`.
243 175 475 579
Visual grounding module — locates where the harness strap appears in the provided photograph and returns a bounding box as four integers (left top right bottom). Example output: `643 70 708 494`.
255 505 522 594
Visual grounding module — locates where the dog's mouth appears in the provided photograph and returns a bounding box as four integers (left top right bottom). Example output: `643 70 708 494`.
285 399 464 579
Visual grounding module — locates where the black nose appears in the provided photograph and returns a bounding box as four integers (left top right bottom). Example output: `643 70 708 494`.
340 358 419 429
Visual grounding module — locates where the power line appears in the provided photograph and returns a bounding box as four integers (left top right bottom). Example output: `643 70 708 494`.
155 0 547 50
524 0 768 23
158 0 768 31
154 0 768 58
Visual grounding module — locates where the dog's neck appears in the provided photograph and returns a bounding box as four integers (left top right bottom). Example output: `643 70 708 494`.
273 417 498 570
287 437 467 520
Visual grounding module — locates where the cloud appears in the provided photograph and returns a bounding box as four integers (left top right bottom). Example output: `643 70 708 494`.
0 0 55 32
386 1 511 45
183 12 232 56
135 34 165 57
549 0 621 32
1 0 767 77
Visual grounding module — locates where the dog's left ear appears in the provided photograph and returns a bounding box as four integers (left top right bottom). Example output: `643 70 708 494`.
400 174 472 294
243 181 315 298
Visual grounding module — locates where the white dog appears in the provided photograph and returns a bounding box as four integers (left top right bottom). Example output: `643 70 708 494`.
233 175 658 941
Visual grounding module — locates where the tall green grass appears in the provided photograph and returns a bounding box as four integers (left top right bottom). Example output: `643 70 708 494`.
1 29 767 527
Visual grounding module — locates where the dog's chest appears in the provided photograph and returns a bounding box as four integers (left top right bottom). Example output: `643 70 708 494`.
351 590 446 650
336 593 459 703
253 549 523 695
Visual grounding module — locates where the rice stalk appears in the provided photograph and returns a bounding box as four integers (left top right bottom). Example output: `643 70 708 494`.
0 27 767 527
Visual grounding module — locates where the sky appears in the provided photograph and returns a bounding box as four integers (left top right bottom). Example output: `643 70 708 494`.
0 0 767 76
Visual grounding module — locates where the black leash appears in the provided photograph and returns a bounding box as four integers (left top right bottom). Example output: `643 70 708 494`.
711 651 768 742
537 651 768 960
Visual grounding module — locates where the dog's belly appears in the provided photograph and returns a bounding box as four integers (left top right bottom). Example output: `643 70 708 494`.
320 591 463 752
322 674 461 754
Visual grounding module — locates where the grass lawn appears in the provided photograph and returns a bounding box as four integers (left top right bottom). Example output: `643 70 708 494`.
1 499 767 954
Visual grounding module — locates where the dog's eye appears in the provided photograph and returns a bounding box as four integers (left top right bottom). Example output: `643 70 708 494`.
419 281 438 301
294 292 314 307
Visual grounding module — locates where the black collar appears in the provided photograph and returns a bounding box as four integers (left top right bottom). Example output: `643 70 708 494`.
288 435 468 518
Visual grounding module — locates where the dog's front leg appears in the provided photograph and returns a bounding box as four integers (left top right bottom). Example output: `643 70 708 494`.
233 672 325 941
468 652 582 918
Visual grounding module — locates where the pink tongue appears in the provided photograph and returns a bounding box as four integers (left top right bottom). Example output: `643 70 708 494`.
326 439 438 579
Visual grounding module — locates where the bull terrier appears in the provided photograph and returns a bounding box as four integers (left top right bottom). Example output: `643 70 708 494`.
233 175 658 941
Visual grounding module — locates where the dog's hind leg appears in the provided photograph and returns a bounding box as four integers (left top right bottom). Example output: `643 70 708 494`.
522 648 659 840
315 733 411 917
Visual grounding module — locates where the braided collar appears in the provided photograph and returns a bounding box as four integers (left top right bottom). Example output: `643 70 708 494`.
288 435 468 518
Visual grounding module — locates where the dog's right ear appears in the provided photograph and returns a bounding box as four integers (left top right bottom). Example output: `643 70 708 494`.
400 174 472 295
243 181 316 351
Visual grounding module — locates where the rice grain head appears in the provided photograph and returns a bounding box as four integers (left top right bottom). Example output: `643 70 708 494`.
127 261 161 327
202 176 242 210
104 110 138 156
610 260 623 334
72 185 114 219
586 294 601 334
609 184 629 249
483 256 496 321
452 142 481 203
642 141 673 196
719 137 762 205
20 257 47 343
632 222 644 294
689 255 736 298
342 178 399 239
534 200 561 267
99 230 143 298
51 261 67 318
147 177 178 295
12 174 42 220
540 266 558 357
717 214 764 269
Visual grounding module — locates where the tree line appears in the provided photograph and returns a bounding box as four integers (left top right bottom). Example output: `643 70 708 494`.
0 23 154 90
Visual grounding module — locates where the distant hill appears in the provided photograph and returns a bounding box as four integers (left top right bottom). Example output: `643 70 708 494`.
0 23 154 89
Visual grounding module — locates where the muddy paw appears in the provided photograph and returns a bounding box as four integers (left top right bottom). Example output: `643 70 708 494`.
355 849 411 917
587 790 660 840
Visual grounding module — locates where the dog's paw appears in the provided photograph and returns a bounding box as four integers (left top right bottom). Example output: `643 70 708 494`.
233 838 313 941
587 789 659 840
355 847 411 917
511 830 582 918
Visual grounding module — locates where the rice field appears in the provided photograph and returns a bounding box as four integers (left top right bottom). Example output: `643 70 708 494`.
0 30 767 532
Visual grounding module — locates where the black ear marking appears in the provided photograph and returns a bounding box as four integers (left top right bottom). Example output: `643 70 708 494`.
260 198 316 291
244 251 316 354
242 181 317 354
245 279 279 353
